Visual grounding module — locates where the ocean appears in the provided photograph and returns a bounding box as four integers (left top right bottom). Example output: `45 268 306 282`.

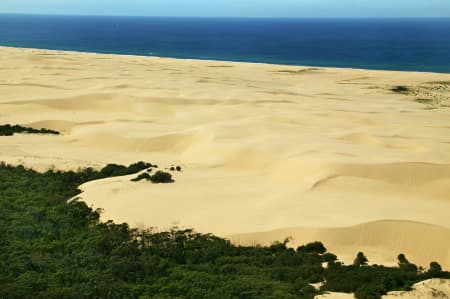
0 14 449 73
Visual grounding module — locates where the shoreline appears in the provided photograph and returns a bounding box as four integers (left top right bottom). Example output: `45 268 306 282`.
1 45 449 75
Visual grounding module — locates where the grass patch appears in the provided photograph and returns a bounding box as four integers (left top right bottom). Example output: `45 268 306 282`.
427 81 450 86
276 68 321 74
0 124 60 136
208 65 234 68
390 86 411 94
415 98 434 104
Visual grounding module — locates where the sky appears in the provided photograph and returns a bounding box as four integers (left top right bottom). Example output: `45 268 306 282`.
0 0 449 18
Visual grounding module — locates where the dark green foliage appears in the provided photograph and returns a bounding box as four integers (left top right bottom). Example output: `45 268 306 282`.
323 256 450 299
168 165 183 172
150 171 174 183
322 253 338 263
0 124 60 136
0 162 448 299
390 86 410 94
131 170 174 183
354 284 385 299
429 261 442 273
297 241 327 254
353 252 369 266
100 161 152 178
397 254 418 272
415 98 433 104
131 173 152 182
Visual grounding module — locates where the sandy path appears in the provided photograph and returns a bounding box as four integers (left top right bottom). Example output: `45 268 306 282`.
0 46 449 269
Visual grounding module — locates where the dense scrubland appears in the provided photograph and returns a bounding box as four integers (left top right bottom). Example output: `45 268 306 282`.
0 162 448 299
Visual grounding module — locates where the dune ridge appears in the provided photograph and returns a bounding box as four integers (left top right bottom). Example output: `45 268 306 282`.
229 220 450 269
0 46 449 270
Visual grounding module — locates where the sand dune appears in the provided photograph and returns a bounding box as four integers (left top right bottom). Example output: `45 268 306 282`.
316 279 450 299
1 46 449 269
230 220 450 269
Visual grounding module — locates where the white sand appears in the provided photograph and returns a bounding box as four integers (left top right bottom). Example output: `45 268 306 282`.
315 279 450 299
1 46 449 269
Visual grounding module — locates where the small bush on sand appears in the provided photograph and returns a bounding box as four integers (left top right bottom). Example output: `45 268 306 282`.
415 98 433 104
131 173 152 182
150 171 174 183
390 86 410 94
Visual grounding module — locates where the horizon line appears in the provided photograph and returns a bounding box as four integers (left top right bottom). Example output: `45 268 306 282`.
1 12 450 19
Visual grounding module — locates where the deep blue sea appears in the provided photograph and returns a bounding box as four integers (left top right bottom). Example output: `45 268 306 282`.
1 14 450 73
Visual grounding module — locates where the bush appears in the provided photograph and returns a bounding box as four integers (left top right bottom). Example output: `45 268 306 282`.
429 261 442 272
131 173 152 182
355 284 385 299
150 171 174 183
100 162 152 178
397 254 418 272
390 86 410 94
354 252 369 266
297 242 327 254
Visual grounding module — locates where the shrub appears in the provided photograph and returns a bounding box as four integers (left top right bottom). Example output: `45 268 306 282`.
297 242 327 254
416 98 433 104
390 86 410 94
354 252 369 266
150 171 174 183
131 173 152 182
355 284 385 299
100 162 152 178
429 261 442 272
397 254 417 272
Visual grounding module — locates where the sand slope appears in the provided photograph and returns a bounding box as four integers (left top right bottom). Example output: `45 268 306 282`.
0 46 449 269
315 279 450 299
230 220 450 269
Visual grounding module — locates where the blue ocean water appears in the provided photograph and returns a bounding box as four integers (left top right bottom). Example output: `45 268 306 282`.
0 14 449 73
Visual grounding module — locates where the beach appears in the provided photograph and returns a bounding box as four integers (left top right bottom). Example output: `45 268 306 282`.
1 46 449 269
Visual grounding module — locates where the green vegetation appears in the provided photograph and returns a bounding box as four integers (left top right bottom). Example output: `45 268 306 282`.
415 98 433 104
98 162 153 178
131 172 152 182
131 170 174 183
0 162 448 299
390 85 411 94
353 252 369 266
208 65 234 68
150 170 174 183
169 165 182 172
276 68 320 74
0 124 60 136
427 81 450 86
